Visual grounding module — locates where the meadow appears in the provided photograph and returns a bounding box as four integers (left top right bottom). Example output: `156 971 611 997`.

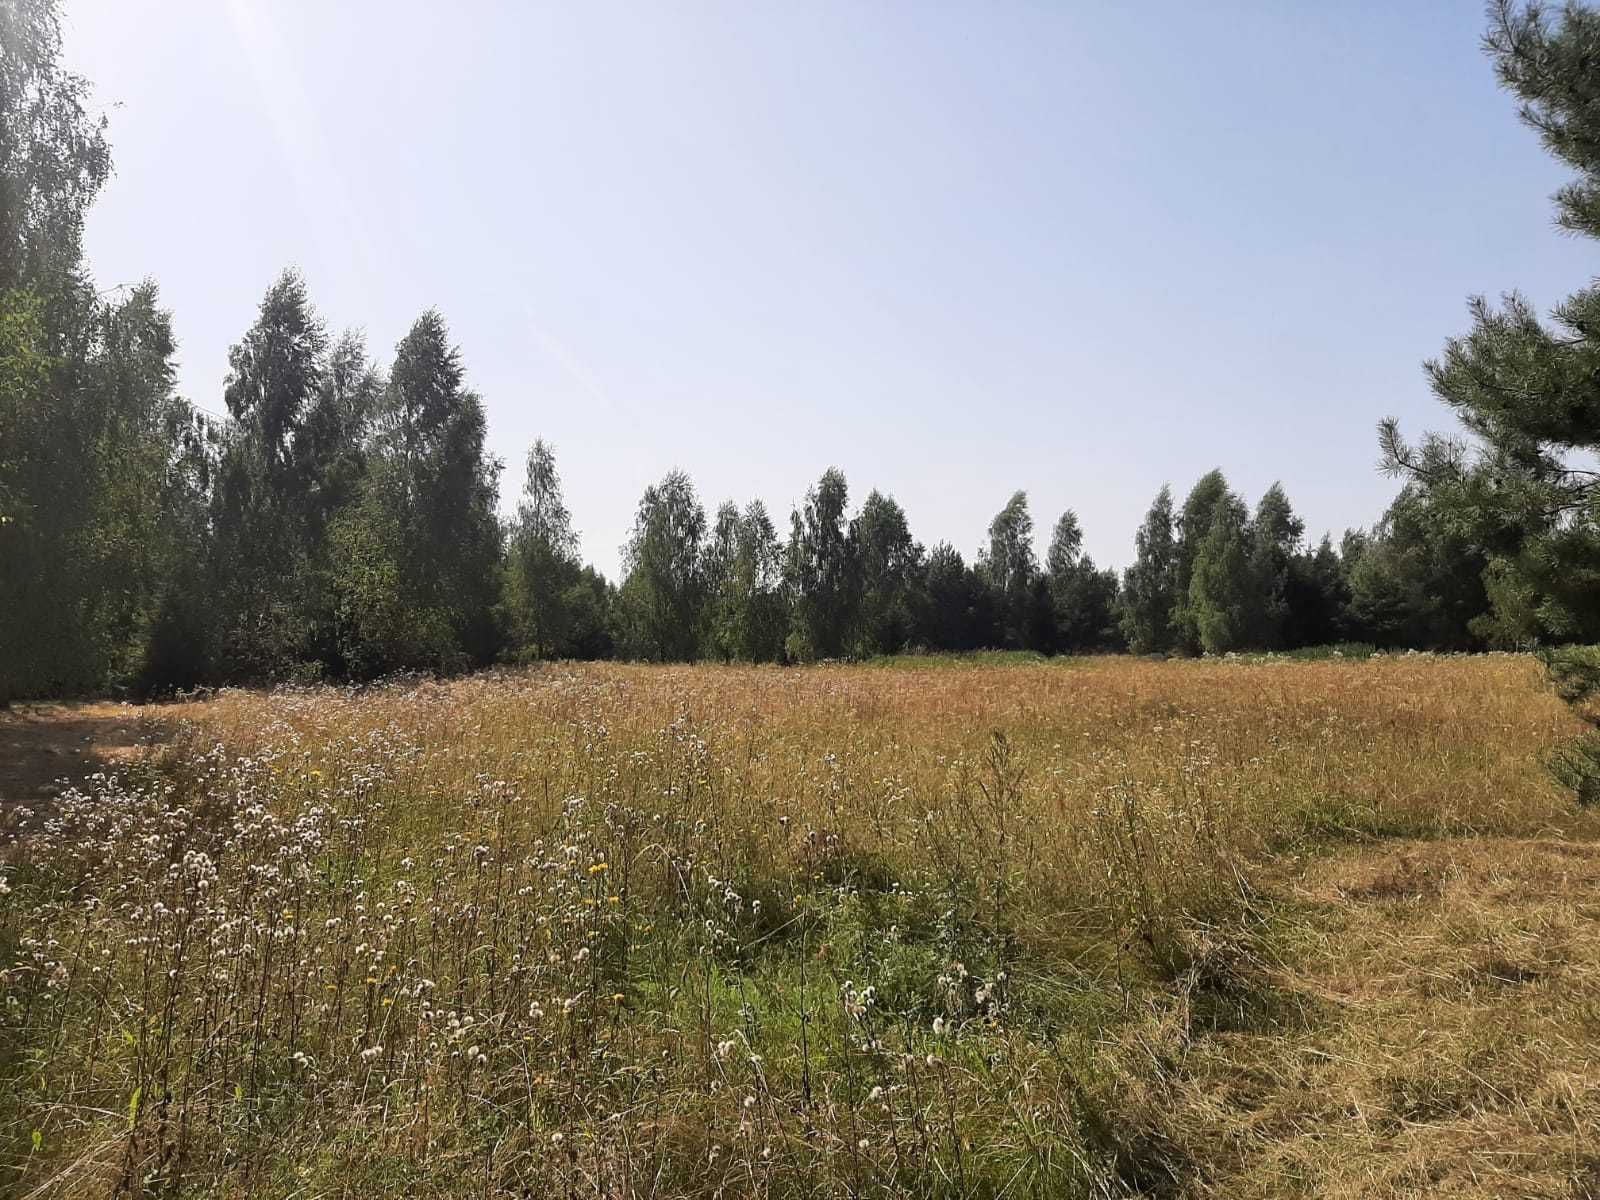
3 654 1598 1198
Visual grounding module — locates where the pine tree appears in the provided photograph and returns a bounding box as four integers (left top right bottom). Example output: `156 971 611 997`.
1383 2 1600 647
561 565 617 659
136 395 218 695
1472 557 1542 649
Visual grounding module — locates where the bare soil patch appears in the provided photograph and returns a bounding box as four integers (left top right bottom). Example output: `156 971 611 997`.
0 702 172 807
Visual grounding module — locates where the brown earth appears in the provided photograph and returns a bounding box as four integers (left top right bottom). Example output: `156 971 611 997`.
0 701 172 807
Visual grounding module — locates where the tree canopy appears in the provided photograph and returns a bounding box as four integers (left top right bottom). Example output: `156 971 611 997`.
4 0 1585 698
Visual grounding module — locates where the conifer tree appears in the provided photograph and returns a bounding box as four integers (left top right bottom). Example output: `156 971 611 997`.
1384 2 1600 651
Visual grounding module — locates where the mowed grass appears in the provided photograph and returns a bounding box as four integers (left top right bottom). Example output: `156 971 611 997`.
2 654 1595 1197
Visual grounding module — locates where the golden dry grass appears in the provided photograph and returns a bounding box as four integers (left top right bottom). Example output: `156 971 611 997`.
1166 837 1600 1198
1 653 1594 1197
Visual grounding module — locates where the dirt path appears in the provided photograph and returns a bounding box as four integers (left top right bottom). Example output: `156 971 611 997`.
0 702 173 807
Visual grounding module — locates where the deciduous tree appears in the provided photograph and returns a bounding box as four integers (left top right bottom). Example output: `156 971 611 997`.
1120 486 1177 654
619 469 707 661
785 468 859 660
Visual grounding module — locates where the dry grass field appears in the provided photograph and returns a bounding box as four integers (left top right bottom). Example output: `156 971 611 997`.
3 654 1598 1198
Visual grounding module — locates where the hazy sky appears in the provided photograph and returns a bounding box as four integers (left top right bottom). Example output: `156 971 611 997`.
62 1 1584 579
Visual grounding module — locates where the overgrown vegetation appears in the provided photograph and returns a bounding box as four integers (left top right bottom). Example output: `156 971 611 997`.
3 655 1594 1197
10 1 1600 1192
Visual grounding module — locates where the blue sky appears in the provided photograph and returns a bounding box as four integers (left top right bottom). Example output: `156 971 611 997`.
63 1 1585 579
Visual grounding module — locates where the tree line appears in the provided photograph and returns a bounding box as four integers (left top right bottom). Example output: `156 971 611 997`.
0 0 1573 703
